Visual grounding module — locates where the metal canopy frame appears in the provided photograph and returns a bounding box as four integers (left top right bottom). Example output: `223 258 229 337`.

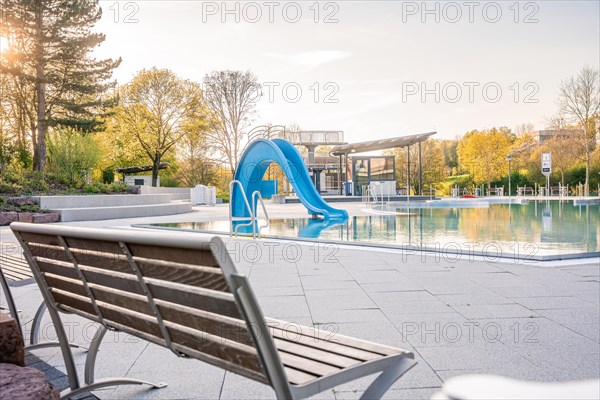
331 132 436 195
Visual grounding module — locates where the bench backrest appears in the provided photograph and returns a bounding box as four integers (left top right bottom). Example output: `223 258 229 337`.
10 222 273 385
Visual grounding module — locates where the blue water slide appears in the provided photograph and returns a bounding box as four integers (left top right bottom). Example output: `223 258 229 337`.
232 139 348 221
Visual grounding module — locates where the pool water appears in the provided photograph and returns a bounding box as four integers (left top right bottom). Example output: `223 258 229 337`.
144 201 599 260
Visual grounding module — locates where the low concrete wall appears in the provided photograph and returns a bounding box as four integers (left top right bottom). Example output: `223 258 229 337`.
58 202 192 222
139 186 191 195
35 193 187 209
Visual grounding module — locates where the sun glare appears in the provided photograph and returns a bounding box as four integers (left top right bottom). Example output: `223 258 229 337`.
0 36 10 53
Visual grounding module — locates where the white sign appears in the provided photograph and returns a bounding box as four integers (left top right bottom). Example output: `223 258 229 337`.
541 152 551 177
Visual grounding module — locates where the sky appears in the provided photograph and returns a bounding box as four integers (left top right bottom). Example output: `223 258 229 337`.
93 0 600 143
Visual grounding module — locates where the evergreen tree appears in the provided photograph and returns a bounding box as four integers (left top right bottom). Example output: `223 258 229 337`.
0 0 121 171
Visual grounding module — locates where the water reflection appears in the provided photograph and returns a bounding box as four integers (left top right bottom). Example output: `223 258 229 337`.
148 201 599 257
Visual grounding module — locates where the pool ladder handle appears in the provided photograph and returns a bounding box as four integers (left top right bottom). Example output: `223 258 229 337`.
252 190 269 239
229 180 269 239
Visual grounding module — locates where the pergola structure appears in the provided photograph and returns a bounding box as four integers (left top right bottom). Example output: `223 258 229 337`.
330 131 437 195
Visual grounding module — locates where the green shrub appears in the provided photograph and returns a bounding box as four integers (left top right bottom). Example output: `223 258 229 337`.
83 181 128 194
102 169 115 184
110 182 128 193
48 127 102 185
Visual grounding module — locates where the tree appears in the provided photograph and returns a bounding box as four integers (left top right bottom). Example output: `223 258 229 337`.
203 71 261 176
0 0 120 171
388 139 446 191
542 135 582 186
514 122 535 137
558 66 600 196
117 68 207 186
442 139 459 175
174 112 217 187
457 127 515 188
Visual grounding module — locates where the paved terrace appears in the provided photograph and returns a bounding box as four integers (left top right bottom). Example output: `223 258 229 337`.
1 202 599 399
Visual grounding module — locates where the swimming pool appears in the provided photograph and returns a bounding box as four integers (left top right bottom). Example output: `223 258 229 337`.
142 200 599 261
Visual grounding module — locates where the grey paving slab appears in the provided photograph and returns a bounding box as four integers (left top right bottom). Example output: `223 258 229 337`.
489 285 579 298
534 307 600 325
296 263 353 279
572 289 600 304
219 372 277 400
563 323 600 343
257 294 312 319
369 290 439 304
359 281 424 293
253 285 305 297
305 288 376 311
511 296 598 310
450 304 539 319
378 300 455 316
560 266 600 278
332 360 442 396
300 276 360 291
414 342 535 371
435 291 513 306
347 270 409 284
331 320 410 348
309 308 391 325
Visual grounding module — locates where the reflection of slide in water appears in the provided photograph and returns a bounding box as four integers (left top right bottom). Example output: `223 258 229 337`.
298 218 348 239
232 139 348 221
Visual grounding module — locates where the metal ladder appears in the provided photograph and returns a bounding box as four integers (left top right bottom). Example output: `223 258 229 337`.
229 180 269 239
362 184 378 207
252 190 269 239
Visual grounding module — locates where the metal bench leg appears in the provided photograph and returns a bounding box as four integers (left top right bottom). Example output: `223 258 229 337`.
30 301 46 345
26 301 88 351
359 358 416 400
57 324 167 399
0 268 23 337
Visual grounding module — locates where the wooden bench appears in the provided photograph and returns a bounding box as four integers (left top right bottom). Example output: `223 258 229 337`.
517 186 535 196
10 222 416 399
487 187 504 196
549 186 568 196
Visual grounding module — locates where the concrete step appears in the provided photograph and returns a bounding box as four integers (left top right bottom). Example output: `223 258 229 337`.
36 193 189 209
55 202 193 222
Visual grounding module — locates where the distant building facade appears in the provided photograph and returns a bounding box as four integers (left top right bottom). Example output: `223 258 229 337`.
527 129 585 143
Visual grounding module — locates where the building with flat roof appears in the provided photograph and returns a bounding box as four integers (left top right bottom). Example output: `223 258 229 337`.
527 129 584 143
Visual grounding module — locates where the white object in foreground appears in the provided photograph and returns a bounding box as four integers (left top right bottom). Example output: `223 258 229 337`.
432 375 600 400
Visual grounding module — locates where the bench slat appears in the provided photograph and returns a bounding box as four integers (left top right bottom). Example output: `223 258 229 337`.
34 249 229 292
133 258 229 292
284 367 320 386
279 351 341 377
88 285 255 346
50 289 266 378
274 337 361 368
270 326 380 362
29 244 70 263
127 243 218 268
41 269 243 320
267 319 402 356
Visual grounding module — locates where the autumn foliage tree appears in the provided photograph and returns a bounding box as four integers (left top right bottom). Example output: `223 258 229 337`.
116 68 208 186
457 127 515 188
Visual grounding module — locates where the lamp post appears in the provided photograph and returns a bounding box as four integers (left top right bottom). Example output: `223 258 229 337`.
506 154 512 197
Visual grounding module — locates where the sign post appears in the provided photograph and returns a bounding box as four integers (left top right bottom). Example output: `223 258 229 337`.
541 152 551 196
